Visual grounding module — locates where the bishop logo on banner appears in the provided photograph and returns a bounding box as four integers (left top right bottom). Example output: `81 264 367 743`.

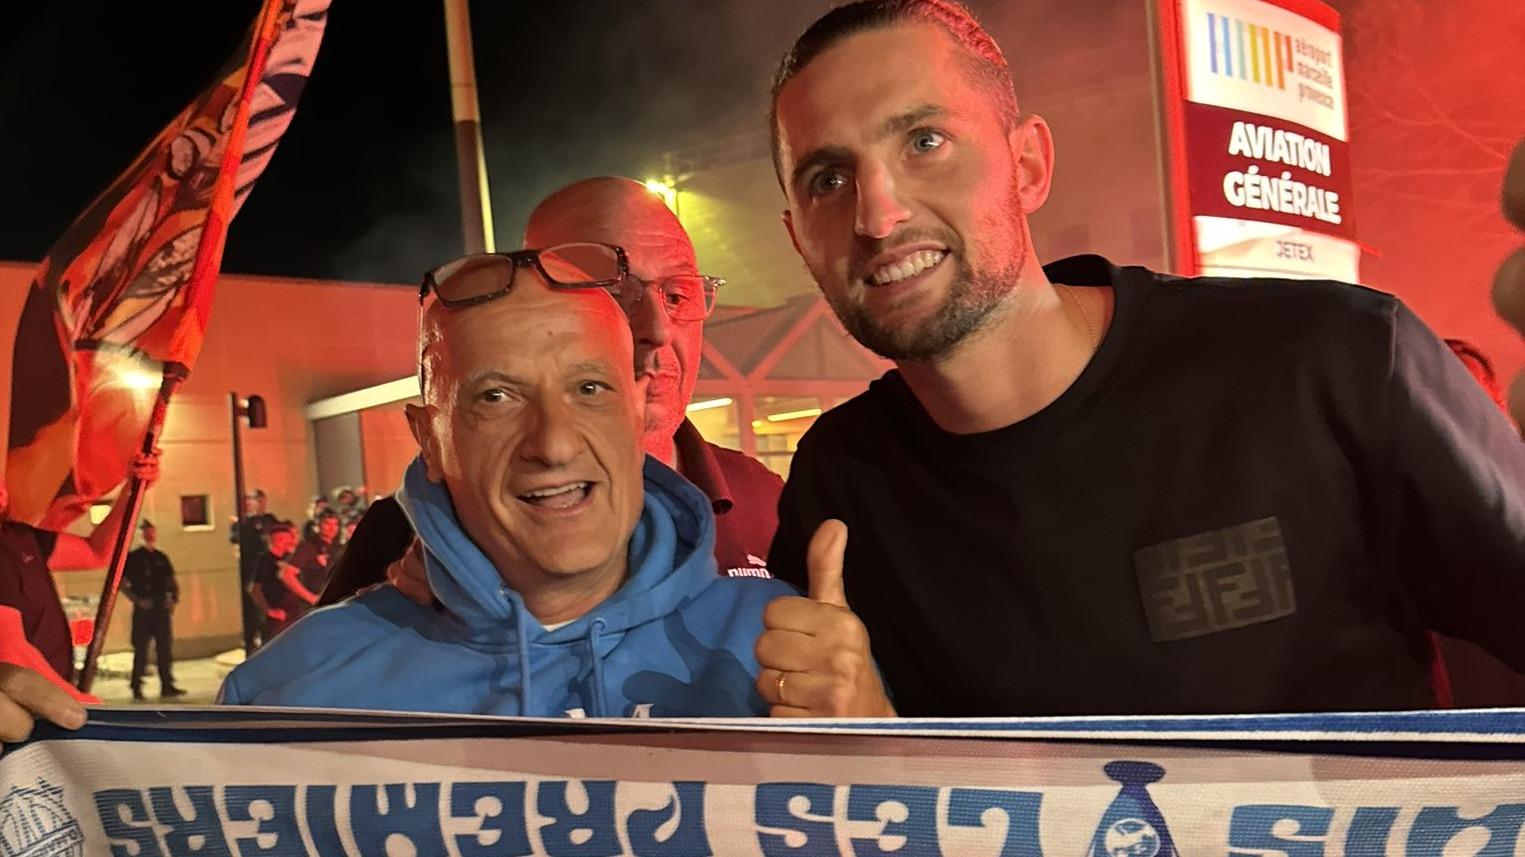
5 0 329 529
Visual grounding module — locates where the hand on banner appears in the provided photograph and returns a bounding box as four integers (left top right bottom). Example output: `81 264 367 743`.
387 539 434 606
1494 139 1525 428
755 520 895 718
130 449 162 487
0 664 86 745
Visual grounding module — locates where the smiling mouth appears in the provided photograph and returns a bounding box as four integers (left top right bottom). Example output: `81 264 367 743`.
517 482 593 510
867 250 947 286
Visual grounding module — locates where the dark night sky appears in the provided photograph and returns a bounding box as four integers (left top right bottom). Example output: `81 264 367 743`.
0 0 827 284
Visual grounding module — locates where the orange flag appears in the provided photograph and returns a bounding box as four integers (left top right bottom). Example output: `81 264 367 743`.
5 0 329 528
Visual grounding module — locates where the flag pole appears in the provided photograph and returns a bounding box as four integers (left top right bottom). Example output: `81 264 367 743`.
76 361 188 693
443 0 495 254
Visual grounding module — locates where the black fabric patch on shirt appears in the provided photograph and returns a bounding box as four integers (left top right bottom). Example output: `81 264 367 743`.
1134 516 1296 642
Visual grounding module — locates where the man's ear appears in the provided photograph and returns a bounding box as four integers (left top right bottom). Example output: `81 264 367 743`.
1009 114 1055 214
405 403 447 482
782 209 803 257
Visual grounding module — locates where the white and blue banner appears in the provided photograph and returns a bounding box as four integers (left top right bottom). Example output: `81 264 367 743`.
4 707 1525 856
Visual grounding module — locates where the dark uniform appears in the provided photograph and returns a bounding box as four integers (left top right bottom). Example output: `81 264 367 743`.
231 511 277 651
122 543 180 694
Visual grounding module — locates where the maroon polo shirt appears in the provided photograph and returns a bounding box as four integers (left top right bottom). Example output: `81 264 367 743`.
0 522 72 679
672 419 782 579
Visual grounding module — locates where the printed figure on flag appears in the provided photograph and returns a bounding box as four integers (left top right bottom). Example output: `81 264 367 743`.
4 0 329 529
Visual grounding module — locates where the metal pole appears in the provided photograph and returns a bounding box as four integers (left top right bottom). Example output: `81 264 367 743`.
443 0 495 254
77 362 188 693
231 392 257 654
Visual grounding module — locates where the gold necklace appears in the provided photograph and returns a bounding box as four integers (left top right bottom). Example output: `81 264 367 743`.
1057 284 1097 349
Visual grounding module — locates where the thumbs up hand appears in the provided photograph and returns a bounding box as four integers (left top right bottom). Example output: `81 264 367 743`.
754 520 896 718
1494 139 1525 428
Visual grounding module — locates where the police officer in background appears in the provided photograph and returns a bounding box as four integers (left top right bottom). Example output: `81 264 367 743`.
122 519 184 701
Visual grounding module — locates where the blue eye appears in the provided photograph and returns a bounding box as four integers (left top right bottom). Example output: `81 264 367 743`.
910 130 946 153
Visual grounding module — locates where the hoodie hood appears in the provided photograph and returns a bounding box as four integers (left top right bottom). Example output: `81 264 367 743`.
396 453 717 641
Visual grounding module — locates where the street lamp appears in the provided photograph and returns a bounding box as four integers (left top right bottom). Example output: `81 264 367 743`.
644 177 679 217
230 392 268 654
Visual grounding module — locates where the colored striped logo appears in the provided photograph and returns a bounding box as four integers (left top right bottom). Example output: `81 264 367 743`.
1206 12 1294 90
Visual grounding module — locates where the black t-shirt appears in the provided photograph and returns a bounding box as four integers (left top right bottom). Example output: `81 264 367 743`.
289 536 336 597
769 255 1525 717
253 551 304 619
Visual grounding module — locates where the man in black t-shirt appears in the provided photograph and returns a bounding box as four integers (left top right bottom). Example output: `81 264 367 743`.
247 523 304 642
289 510 339 602
755 0 1525 717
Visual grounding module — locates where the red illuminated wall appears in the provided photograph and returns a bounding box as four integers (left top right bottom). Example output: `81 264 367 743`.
1337 0 1525 381
0 261 419 653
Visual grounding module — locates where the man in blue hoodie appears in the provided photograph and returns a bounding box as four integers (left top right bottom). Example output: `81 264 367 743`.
220 250 796 717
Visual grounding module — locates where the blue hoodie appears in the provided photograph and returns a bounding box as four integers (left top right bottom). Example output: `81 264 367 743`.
221 456 796 717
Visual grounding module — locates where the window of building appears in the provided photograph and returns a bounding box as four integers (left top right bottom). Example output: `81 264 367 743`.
180 494 213 531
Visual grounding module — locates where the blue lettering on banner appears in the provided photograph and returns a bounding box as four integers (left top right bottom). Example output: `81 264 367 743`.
625 781 711 856
303 784 348 855
1407 804 1525 857
1228 804 1334 857
350 783 444 856
946 788 1044 857
452 780 532 856
756 782 837 855
1347 807 1401 857
78 771 1525 857
150 786 233 856
223 785 301 855
846 785 942 857
537 780 621 856
95 789 163 857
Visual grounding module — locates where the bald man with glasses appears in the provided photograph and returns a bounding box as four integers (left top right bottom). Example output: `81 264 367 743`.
319 178 786 607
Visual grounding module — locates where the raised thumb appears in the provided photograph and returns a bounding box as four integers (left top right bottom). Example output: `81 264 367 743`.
806 518 850 608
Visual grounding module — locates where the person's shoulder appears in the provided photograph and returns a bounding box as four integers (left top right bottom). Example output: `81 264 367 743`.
223 588 430 699
274 588 423 645
1139 266 1398 327
0 520 44 539
792 371 900 453
705 442 783 492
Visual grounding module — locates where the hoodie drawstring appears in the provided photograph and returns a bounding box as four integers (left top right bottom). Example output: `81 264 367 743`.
588 618 608 717
515 600 532 714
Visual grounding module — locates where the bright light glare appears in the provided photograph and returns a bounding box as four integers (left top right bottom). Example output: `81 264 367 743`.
685 397 733 413
644 178 677 211
118 369 161 390
765 407 822 423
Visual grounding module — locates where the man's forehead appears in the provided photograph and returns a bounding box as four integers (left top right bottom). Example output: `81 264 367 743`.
424 282 632 384
778 25 974 156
